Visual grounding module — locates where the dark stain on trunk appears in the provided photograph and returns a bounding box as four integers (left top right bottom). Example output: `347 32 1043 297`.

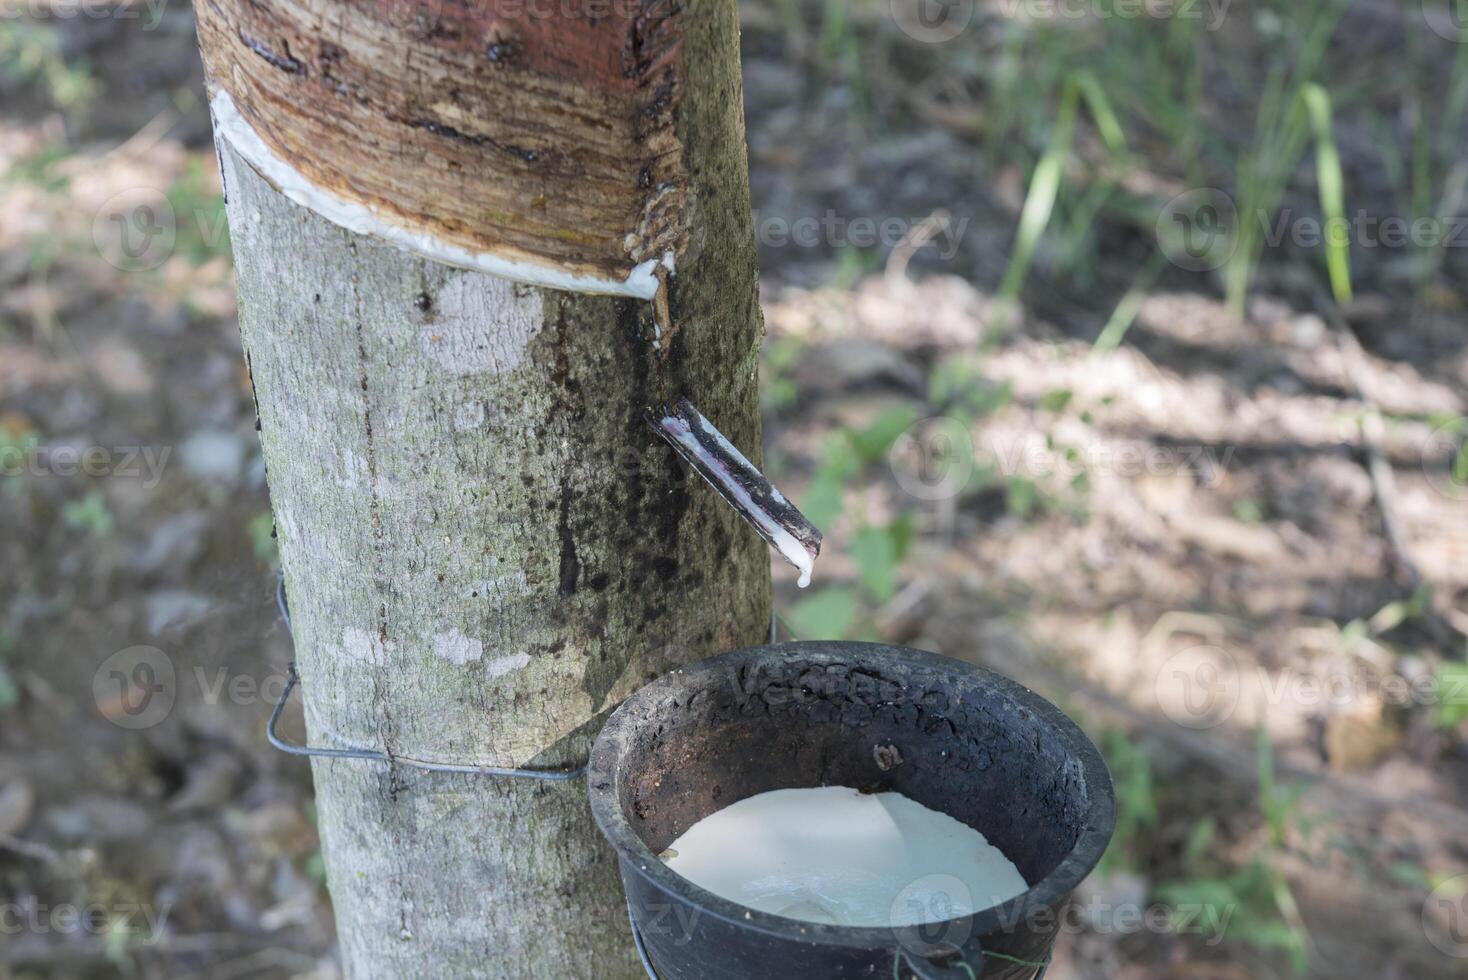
557 472 580 597
409 117 541 165
238 30 304 74
552 298 585 601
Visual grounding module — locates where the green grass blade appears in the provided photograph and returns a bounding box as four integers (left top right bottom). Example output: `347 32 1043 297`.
1302 84 1353 305
998 80 1079 304
1073 70 1128 158
1093 251 1167 353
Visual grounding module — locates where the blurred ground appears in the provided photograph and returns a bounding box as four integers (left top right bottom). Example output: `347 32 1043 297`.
1 1 1467 978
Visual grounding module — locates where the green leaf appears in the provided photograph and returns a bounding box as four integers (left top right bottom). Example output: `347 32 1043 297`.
801 475 843 529
1232 917 1307 969
765 336 804 371
248 512 279 566
887 513 915 562
1098 730 1157 873
801 437 858 528
849 407 919 465
1182 816 1217 869
1435 662 1468 730
0 664 17 711
763 378 797 412
1386 861 1433 889
1005 477 1042 519
786 588 857 641
61 490 114 538
929 361 1013 420
1232 499 1265 524
852 525 898 603
1038 388 1074 413
1155 878 1239 918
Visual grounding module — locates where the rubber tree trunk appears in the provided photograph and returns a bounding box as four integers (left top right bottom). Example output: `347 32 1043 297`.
197 1 770 975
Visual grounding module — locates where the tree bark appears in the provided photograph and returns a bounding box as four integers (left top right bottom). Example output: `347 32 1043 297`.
196 0 692 286
204 1 770 975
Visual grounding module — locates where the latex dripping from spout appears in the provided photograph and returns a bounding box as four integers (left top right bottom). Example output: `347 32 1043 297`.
647 397 823 588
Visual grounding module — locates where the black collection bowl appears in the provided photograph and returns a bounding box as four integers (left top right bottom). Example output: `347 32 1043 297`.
588 641 1115 979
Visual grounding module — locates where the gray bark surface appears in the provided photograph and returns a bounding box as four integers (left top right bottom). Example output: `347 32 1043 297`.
213 2 769 974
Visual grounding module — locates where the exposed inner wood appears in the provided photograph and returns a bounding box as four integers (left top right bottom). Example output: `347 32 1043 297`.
196 0 686 283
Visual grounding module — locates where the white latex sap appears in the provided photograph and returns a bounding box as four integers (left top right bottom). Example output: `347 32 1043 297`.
210 90 672 300
662 786 1027 927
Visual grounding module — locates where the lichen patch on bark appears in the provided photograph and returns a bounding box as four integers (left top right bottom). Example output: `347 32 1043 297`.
432 630 484 666
197 0 688 290
341 626 393 667
414 273 541 376
485 652 532 680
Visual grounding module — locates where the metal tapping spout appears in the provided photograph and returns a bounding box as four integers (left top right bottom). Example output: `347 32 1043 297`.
648 397 823 588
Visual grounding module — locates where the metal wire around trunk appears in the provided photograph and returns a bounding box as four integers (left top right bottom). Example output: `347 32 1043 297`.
266 574 587 781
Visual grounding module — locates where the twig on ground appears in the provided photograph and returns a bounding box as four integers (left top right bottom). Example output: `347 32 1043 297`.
0 832 61 866
1316 294 1466 653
